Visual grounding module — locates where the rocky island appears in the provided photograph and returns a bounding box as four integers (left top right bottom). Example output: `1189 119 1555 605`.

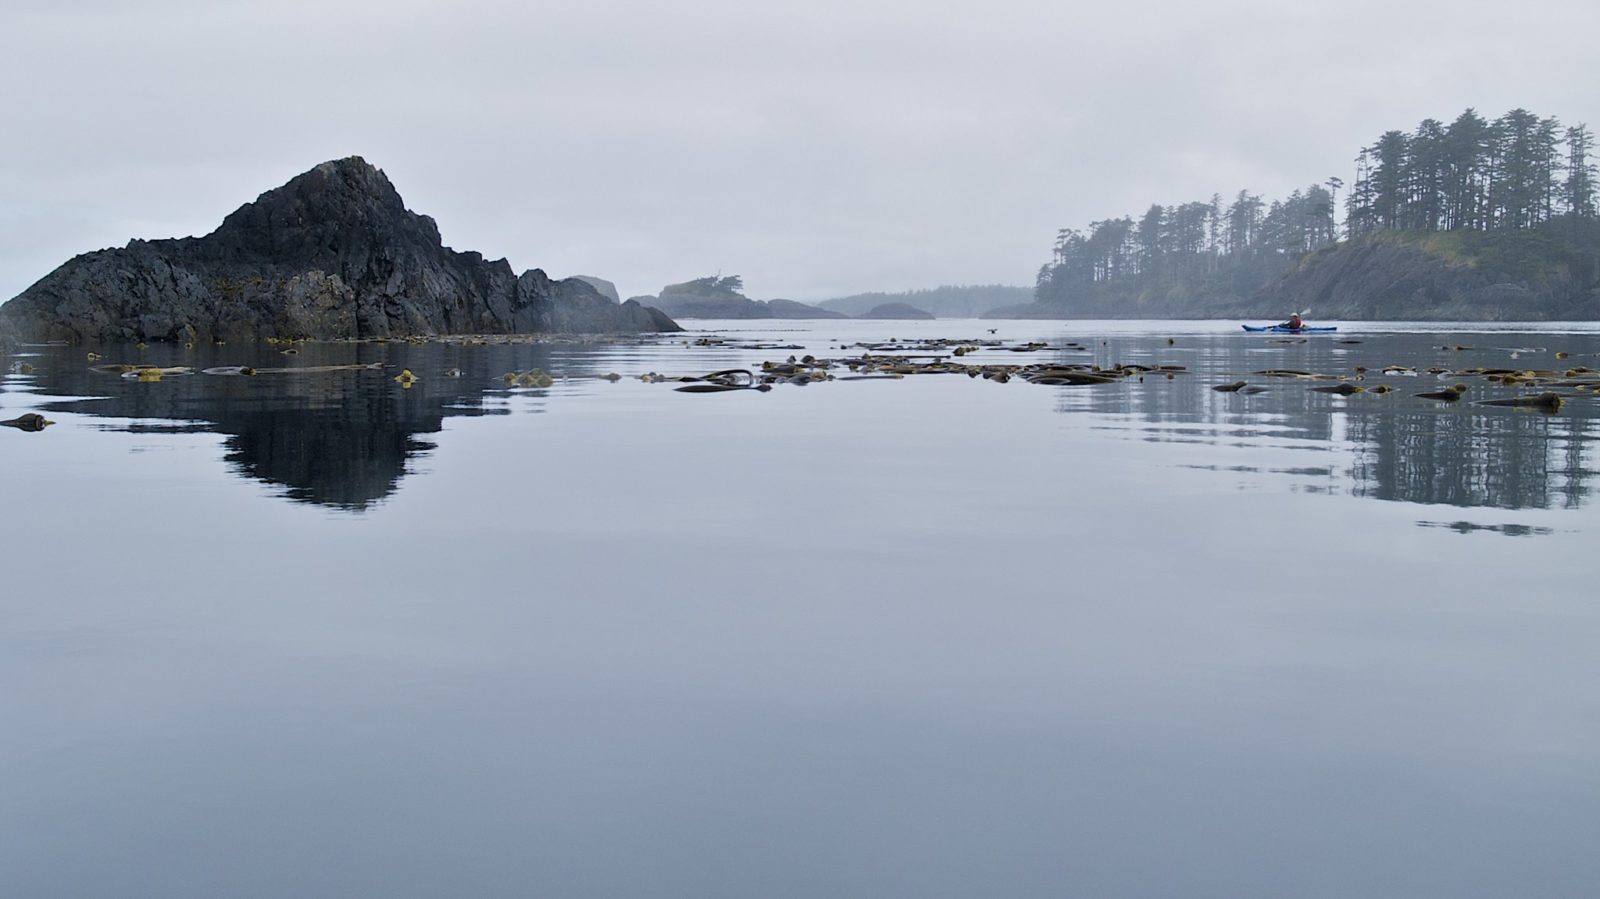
641 276 847 319
0 157 680 344
855 301 935 320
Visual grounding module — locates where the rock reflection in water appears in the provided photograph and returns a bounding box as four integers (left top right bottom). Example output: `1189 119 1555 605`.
23 340 612 510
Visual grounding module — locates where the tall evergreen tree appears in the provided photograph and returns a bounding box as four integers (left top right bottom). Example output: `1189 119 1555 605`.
1565 124 1597 218
1369 130 1410 230
1226 191 1263 253
1347 148 1377 234
1443 109 1491 230
1408 119 1448 230
1136 205 1165 277
1492 109 1543 229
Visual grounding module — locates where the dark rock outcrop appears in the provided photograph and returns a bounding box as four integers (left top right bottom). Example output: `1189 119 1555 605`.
0 157 681 343
856 302 935 320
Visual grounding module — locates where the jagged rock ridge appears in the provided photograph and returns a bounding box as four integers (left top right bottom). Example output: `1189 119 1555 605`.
0 157 680 342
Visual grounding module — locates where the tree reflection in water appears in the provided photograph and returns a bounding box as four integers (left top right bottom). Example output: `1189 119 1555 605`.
1045 330 1598 512
11 328 1598 514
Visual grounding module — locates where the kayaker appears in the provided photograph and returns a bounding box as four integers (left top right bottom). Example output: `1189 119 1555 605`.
1280 312 1304 330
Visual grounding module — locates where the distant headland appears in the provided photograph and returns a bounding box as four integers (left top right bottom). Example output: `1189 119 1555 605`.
1011 107 1600 320
0 157 681 345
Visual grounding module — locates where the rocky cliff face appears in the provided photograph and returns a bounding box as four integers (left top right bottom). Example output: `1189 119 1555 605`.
0 157 680 342
1248 236 1600 321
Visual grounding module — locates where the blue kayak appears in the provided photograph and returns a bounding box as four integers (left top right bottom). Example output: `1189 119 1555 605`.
1242 324 1338 333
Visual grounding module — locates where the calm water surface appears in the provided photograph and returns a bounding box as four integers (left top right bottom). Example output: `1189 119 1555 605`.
3 320 1598 897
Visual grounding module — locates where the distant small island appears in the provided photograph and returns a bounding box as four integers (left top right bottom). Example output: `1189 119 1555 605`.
640 275 848 320
0 157 681 344
640 275 959 320
819 285 1032 318
855 302 935 320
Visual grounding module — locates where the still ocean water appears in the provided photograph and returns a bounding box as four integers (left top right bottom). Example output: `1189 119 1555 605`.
3 319 1598 897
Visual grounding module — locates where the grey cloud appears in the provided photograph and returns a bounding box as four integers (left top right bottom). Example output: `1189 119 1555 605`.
2 0 1596 302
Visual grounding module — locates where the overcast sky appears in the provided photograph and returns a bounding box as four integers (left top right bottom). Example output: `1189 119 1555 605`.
2 0 1596 302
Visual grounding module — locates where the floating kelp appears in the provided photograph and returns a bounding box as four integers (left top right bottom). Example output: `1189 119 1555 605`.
502 368 555 388
632 350 1197 392
686 369 756 387
1248 368 1350 381
1026 370 1119 386
0 412 53 431
1477 392 1566 411
606 331 1600 408
674 383 773 394
1416 384 1469 401
120 366 195 381
248 363 385 375
847 338 1004 353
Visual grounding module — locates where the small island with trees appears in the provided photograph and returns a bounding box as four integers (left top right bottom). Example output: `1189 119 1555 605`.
1021 108 1600 320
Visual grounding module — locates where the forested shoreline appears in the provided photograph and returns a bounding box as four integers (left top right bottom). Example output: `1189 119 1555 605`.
1034 109 1600 318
